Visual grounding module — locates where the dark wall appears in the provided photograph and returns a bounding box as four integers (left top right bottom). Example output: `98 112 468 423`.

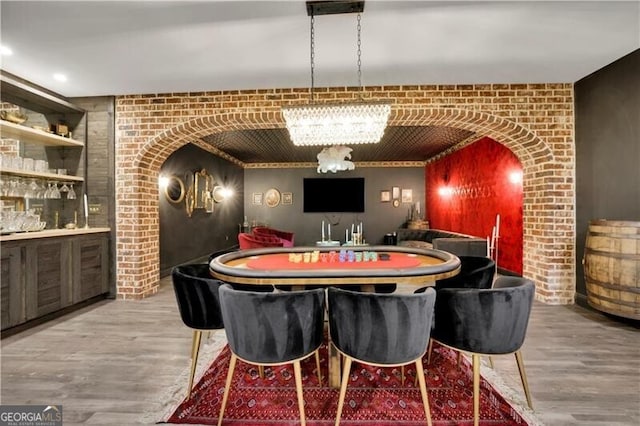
575 49 640 301
244 167 425 246
160 143 244 276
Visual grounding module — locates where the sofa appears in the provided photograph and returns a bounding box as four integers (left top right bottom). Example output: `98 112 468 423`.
238 232 284 250
252 226 295 247
396 228 488 257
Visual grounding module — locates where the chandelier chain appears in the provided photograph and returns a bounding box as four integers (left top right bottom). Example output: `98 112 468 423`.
310 13 315 102
357 13 362 95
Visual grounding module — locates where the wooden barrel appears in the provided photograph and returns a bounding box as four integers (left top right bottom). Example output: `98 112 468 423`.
583 220 640 320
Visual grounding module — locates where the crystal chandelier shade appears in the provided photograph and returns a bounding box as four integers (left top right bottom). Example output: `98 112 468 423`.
283 102 391 146
282 1 389 148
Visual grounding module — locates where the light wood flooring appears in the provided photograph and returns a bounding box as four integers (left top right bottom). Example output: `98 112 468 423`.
1 277 638 425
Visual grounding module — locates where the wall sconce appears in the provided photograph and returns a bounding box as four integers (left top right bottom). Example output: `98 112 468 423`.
438 186 454 197
158 175 170 190
509 170 523 184
212 185 233 203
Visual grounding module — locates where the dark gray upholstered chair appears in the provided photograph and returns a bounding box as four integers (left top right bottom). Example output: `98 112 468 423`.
171 264 225 400
434 256 495 290
328 286 436 426
417 256 496 370
217 285 325 426
430 276 535 426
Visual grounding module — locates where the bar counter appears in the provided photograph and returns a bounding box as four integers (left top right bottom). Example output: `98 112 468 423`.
1 227 111 333
0 227 110 242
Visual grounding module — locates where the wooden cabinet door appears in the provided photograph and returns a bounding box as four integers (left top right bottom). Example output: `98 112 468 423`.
25 238 72 320
1 245 25 329
73 234 109 302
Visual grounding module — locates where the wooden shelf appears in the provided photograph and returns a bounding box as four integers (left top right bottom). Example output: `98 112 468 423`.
0 167 84 182
0 71 85 115
0 121 84 147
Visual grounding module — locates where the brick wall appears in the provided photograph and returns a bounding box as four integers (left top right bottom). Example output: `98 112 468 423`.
115 83 575 303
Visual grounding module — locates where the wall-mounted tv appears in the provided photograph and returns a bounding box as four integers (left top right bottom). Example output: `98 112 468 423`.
303 177 365 213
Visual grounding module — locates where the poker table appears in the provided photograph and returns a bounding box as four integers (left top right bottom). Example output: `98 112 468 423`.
208 245 461 289
209 245 460 388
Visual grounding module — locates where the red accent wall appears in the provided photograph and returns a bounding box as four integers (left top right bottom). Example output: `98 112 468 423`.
426 137 523 274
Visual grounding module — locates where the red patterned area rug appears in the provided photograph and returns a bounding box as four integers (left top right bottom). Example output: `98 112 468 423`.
166 341 536 425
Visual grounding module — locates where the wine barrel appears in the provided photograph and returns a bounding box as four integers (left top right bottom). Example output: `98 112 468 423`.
583 220 640 320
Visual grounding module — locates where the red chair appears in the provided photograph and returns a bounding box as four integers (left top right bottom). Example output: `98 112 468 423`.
238 232 284 250
253 226 295 247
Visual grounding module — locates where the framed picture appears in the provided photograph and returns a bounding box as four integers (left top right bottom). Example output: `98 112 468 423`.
392 186 400 200
252 192 263 205
401 189 413 203
282 192 292 205
380 190 391 202
264 188 281 208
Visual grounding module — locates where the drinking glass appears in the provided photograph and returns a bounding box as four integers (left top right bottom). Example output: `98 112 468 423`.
50 182 61 199
67 183 76 200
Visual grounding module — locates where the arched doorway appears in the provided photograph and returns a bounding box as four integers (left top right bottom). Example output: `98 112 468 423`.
115 88 575 304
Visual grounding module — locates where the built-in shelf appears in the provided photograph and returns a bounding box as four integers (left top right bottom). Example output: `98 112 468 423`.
0 71 85 116
0 120 84 147
0 167 84 182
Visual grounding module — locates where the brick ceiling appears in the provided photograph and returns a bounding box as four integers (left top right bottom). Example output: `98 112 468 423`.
200 125 476 164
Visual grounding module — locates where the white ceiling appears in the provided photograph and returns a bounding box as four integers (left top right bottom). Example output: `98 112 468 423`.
1 1 638 98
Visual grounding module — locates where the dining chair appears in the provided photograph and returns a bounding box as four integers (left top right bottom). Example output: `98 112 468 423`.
328 286 436 426
417 255 496 368
217 285 325 426
430 276 535 426
434 255 495 290
171 264 225 400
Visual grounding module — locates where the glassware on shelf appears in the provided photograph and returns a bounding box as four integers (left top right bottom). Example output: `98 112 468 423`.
67 183 76 200
50 182 61 199
25 179 38 199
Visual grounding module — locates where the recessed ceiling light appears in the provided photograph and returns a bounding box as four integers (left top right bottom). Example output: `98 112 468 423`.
53 73 67 82
0 45 13 56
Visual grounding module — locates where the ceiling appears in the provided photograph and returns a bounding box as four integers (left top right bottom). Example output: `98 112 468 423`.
1 1 638 165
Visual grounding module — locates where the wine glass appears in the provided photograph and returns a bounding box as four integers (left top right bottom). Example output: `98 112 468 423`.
67 183 76 200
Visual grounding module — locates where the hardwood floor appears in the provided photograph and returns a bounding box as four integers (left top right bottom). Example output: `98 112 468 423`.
1 277 638 425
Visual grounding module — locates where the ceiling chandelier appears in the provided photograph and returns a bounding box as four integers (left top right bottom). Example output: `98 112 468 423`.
282 1 391 147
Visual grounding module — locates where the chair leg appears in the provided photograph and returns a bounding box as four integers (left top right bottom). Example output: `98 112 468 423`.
217 353 237 426
187 330 202 399
488 356 494 369
457 351 463 368
335 357 353 426
415 360 433 426
258 365 265 379
293 360 306 426
315 350 322 385
401 365 405 386
515 351 534 409
426 339 434 364
472 354 480 426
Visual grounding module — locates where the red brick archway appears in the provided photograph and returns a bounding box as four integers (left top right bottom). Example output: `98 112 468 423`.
116 84 575 303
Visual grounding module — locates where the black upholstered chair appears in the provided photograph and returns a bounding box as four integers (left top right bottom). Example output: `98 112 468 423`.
171 264 225 400
417 256 496 369
328 286 437 426
434 255 495 290
430 276 535 426
217 285 325 426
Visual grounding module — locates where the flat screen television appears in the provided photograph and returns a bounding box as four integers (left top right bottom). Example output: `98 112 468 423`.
303 177 365 213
